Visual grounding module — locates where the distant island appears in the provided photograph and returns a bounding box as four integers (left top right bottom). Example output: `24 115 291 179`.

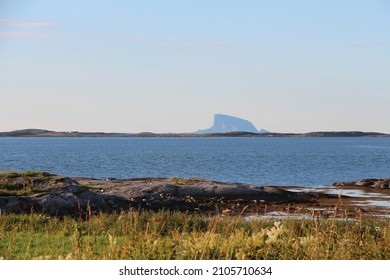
1 114 389 137
0 129 388 138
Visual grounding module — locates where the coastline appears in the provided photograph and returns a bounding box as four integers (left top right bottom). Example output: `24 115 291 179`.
0 129 389 137
1 171 389 219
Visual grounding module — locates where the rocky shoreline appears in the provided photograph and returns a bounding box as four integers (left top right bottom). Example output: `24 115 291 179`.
333 178 390 189
1 172 389 218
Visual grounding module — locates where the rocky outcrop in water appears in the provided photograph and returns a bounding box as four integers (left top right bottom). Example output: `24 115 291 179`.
2 172 389 218
79 177 329 213
333 178 390 189
0 172 334 217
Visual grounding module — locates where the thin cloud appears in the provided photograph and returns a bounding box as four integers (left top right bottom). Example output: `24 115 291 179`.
0 32 60 39
0 19 57 28
0 19 60 40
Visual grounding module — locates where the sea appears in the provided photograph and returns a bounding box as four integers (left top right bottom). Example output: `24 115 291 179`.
0 137 389 187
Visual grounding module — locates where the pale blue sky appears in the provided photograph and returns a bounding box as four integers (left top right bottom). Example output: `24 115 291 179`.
1 0 389 133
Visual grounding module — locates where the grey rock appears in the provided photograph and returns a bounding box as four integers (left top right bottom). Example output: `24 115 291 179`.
334 178 390 189
2 173 367 217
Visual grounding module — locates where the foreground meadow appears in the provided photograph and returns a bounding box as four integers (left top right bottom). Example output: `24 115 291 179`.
0 211 389 260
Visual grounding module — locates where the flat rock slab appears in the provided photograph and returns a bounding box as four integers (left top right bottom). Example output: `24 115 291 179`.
1 173 389 218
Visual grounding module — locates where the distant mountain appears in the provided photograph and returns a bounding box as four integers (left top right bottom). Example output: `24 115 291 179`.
196 114 267 134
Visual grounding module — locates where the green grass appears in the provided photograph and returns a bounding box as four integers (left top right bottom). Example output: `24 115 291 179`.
0 171 53 179
0 183 45 196
0 211 388 260
0 171 54 196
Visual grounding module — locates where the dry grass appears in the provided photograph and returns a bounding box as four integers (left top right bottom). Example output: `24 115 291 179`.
0 211 389 260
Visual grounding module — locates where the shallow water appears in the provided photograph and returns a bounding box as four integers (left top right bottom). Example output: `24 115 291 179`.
354 200 390 207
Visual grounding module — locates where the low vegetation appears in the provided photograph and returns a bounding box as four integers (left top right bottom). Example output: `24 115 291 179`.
0 211 388 260
0 183 41 196
171 177 203 185
0 171 53 196
0 171 53 179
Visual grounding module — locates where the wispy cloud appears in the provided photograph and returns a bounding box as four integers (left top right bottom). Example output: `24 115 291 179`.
0 18 60 40
0 32 60 39
0 19 57 28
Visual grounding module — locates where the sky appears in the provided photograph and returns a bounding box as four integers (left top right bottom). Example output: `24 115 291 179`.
0 0 389 133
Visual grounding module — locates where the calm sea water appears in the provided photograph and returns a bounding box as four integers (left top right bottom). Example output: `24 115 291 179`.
0 137 389 186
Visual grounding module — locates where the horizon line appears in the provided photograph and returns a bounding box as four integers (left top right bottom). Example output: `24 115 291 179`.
1 128 389 135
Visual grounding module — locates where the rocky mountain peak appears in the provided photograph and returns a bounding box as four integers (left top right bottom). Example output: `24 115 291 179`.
196 114 267 134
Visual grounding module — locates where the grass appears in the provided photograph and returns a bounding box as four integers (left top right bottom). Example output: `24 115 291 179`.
0 183 47 196
0 171 52 196
171 177 203 185
0 171 53 179
0 211 388 260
